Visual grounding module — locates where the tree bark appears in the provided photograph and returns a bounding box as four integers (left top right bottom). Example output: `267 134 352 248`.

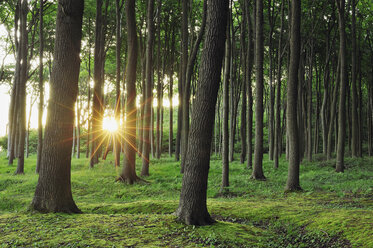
36 0 44 173
141 0 155 176
32 0 84 213
285 0 302 191
245 2 254 169
114 0 123 167
221 8 230 191
351 0 359 157
274 0 284 169
252 0 265 180
335 0 347 173
118 0 140 184
15 0 28 175
180 0 207 172
90 0 105 167
176 0 228 225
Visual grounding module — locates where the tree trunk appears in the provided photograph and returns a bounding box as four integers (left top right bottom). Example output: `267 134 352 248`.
274 0 284 169
306 41 314 161
327 55 340 160
245 2 254 169
285 0 302 191
180 0 189 170
156 0 162 160
90 0 105 167
176 0 228 225
221 10 231 191
7 1 20 164
335 0 347 173
15 0 28 175
114 0 123 167
252 0 265 180
240 12 247 164
118 0 140 184
141 0 155 176
36 0 44 173
32 0 84 213
351 0 359 157
180 0 207 172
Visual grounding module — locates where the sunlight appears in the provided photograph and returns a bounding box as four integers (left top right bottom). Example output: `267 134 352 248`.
102 117 119 133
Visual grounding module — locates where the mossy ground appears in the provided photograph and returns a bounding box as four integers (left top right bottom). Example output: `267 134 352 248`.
0 151 372 247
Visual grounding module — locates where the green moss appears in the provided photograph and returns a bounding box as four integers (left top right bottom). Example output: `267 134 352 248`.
0 154 372 247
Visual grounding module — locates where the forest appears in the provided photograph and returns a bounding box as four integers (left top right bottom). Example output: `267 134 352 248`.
0 0 372 247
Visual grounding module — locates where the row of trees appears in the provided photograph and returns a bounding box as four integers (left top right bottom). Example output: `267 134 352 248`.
0 0 372 225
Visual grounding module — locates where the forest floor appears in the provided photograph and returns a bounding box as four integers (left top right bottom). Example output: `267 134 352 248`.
0 151 372 247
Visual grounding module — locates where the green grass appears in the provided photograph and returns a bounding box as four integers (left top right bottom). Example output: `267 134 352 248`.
0 152 372 247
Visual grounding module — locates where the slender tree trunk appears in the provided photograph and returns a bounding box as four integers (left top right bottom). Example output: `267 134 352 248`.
221 9 231 191
7 1 20 164
252 0 265 180
90 0 105 168
15 0 28 175
76 98 81 159
141 0 155 176
327 56 340 160
180 0 207 172
118 0 140 184
335 0 347 173
114 0 123 167
351 0 359 157
36 0 44 173
32 0 84 213
274 0 284 169
180 0 189 170
240 13 247 164
245 2 254 169
156 0 162 159
176 0 228 225
285 0 302 191
307 41 314 161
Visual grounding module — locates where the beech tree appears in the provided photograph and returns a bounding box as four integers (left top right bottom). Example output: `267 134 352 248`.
335 0 348 173
285 0 302 191
32 0 84 213
252 0 265 180
176 0 228 225
117 0 140 184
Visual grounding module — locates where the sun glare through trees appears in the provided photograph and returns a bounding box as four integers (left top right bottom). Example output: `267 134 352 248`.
0 0 372 246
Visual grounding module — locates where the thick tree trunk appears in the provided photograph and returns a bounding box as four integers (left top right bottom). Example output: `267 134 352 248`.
285 0 302 192
335 0 347 173
141 0 155 176
252 0 265 180
32 0 84 213
176 0 228 225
